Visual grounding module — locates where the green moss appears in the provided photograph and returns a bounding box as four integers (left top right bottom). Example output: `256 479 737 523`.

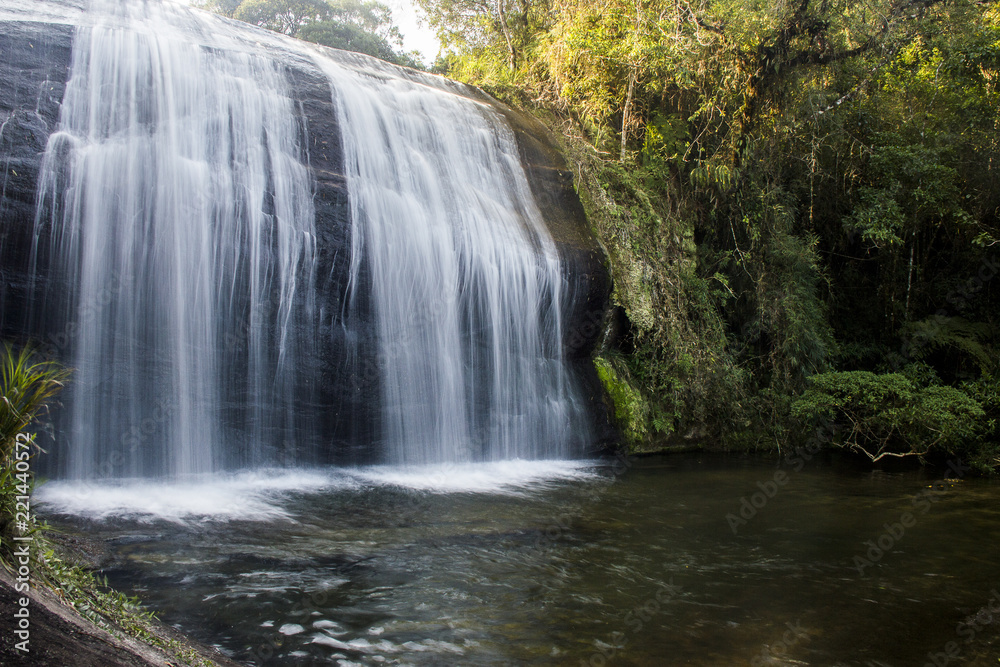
554 124 746 444
594 356 649 449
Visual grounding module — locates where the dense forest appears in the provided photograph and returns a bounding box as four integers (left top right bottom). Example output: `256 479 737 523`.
203 0 1000 471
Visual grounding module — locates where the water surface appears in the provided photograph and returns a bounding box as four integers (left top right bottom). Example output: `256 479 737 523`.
40 454 1000 665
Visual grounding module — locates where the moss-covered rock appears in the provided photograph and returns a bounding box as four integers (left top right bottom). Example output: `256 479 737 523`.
594 355 649 449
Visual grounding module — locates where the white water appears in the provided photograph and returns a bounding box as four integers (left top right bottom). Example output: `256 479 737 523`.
318 54 587 465
33 0 318 477
28 0 590 478
36 461 600 522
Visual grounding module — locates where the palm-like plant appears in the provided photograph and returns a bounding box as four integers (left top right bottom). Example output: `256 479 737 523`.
1 342 70 566
1 342 70 456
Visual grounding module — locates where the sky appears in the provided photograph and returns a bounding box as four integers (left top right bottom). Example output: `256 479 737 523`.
178 0 442 66
387 0 441 65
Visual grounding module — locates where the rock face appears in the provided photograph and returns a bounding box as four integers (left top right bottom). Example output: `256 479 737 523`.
0 0 614 476
496 104 615 446
0 18 74 349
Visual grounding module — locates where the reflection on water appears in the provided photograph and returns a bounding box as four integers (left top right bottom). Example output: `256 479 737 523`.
39 455 1000 665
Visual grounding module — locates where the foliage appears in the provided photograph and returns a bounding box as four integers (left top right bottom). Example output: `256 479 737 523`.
0 343 211 664
210 0 999 467
39 545 212 666
417 0 551 73
0 343 69 567
562 125 746 445
231 0 333 36
594 355 649 447
791 370 986 462
425 0 999 466
960 373 1000 471
197 0 422 67
902 316 996 377
0 343 69 452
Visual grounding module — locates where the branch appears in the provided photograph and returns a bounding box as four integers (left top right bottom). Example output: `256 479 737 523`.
867 447 932 461
783 0 950 69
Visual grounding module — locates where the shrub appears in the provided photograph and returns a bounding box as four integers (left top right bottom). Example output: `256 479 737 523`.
791 370 986 464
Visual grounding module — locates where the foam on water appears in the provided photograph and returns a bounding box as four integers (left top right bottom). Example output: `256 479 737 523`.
346 459 599 494
36 469 351 523
36 460 600 522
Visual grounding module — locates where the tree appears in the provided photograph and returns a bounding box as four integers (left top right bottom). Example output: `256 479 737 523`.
298 0 423 67
417 0 548 72
204 0 1000 460
791 370 986 463
196 0 243 17
197 0 424 67
232 0 333 36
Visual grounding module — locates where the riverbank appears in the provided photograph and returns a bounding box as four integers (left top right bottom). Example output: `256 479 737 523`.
0 532 240 667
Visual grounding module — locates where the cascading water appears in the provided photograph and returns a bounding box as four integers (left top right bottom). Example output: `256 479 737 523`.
319 55 589 465
32 0 319 478
13 0 597 479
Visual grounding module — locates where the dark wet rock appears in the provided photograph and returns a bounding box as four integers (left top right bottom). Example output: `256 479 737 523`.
0 3 615 466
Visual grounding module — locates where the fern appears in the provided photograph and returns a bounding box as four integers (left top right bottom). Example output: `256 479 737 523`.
904 316 996 374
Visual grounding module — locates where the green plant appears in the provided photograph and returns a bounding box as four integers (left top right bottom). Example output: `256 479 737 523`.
420 0 1000 462
791 370 987 463
594 355 650 447
41 545 213 666
1 342 70 567
0 343 214 664
0 343 69 454
960 373 1000 472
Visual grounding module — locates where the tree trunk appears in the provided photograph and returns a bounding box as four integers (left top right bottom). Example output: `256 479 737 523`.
621 70 635 162
496 0 517 71
904 230 915 320
620 0 641 163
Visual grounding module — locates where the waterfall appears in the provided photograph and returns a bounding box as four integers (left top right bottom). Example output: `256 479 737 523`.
33 0 318 478
316 55 586 464
21 0 592 478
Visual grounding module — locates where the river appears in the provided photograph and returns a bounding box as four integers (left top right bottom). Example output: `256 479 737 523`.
39 453 1000 665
